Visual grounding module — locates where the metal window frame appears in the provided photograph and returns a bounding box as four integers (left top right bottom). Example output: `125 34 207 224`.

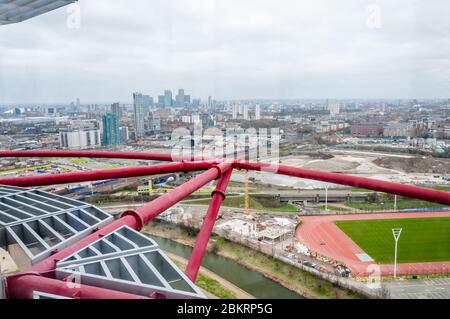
0 186 113 264
56 226 206 299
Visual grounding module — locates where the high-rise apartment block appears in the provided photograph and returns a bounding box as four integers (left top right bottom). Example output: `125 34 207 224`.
133 92 145 139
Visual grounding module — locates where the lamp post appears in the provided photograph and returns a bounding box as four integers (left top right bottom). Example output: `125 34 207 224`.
325 185 329 211
392 228 402 278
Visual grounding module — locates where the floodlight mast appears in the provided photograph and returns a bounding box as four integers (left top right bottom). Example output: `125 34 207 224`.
392 228 403 278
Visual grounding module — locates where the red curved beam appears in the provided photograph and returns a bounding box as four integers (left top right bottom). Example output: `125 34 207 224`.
122 161 233 229
0 150 209 162
24 163 231 274
185 167 233 281
238 162 450 206
0 162 213 187
3 151 450 299
6 274 149 299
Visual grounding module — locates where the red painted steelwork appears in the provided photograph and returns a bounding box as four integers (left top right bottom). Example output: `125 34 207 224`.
2 151 450 299
238 162 450 206
0 162 212 187
122 161 232 229
0 150 209 162
185 168 233 281
11 162 232 299
6 274 149 299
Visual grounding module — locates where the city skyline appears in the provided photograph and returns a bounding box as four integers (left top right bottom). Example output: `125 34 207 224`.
1 0 450 103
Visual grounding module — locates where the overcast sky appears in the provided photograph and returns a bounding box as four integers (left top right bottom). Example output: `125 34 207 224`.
0 0 449 103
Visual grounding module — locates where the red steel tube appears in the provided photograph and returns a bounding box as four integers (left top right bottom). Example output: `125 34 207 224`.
185 168 233 281
6 163 231 299
6 274 149 299
0 150 210 162
239 162 450 206
0 162 212 187
23 162 231 275
122 161 233 229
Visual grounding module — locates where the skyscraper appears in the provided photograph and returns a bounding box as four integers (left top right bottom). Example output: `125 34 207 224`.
176 89 185 107
143 95 153 113
149 111 161 133
158 95 165 107
102 113 120 147
232 104 238 120
208 96 212 109
164 90 173 107
133 92 145 139
255 104 261 120
119 126 129 143
111 103 122 120
243 104 249 120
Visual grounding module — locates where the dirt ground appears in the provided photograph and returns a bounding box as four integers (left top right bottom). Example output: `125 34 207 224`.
374 157 450 174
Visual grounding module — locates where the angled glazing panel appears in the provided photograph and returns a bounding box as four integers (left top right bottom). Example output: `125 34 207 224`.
58 226 158 268
0 0 77 25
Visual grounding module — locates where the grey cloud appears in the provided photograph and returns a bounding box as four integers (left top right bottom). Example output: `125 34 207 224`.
0 0 449 103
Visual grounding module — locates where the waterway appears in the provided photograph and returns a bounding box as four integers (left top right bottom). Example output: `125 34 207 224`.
148 235 304 299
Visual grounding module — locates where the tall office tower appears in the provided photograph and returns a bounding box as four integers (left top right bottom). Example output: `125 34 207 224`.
328 103 340 117
243 104 249 120
111 103 122 120
208 96 212 109
142 95 153 113
176 89 185 107
102 113 120 147
149 111 161 132
133 92 145 139
158 95 165 107
164 90 173 107
255 104 261 120
192 99 200 108
232 104 238 119
76 98 80 109
119 126 129 143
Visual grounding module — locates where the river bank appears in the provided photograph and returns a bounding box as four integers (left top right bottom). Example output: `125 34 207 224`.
143 220 361 299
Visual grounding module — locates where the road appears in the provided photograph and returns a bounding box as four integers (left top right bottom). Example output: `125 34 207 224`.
388 278 450 299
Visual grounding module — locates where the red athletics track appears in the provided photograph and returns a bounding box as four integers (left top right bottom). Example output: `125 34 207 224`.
295 211 450 276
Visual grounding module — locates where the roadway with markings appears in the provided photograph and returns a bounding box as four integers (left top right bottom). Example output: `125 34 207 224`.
388 278 450 299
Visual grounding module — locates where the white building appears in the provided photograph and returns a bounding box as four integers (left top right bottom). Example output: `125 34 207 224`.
182 115 191 123
255 104 261 120
232 104 238 120
243 105 249 120
191 115 200 124
59 129 101 149
328 103 340 117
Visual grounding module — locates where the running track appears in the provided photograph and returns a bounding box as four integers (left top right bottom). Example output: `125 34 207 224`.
295 212 450 276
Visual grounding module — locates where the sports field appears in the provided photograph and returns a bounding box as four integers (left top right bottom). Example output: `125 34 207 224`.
335 217 450 264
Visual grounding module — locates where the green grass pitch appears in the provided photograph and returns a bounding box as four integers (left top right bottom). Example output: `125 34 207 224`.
335 217 450 264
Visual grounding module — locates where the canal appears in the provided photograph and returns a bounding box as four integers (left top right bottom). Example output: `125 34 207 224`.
148 235 304 299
